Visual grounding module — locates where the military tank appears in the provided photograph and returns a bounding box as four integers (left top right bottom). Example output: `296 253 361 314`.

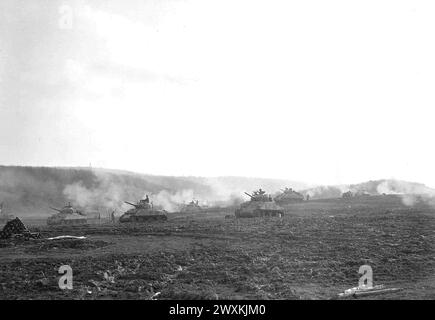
235 189 284 218
178 200 223 214
274 187 305 205
119 198 168 223
180 200 202 213
47 202 88 226
342 191 353 199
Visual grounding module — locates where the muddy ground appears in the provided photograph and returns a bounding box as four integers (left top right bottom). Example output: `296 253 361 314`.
0 195 434 300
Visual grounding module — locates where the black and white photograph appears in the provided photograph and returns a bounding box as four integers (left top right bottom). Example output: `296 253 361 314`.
1 0 434 306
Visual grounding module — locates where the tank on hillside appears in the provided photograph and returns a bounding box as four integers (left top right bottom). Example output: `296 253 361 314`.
119 198 168 223
47 202 88 226
235 189 284 218
274 187 304 205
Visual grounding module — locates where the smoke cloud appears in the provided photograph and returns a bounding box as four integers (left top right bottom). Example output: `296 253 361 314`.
61 172 253 215
63 173 126 212
302 179 435 208
375 180 435 207
9 166 435 218
141 189 194 212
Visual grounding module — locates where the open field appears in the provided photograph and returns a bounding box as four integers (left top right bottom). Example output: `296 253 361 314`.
1 195 434 300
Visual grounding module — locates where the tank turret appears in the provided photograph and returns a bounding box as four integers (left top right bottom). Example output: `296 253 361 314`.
274 187 305 205
180 199 203 213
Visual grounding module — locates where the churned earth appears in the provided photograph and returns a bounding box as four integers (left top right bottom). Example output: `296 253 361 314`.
0 195 434 300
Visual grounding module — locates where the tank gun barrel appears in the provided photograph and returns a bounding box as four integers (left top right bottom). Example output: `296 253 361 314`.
244 192 253 198
124 201 138 207
49 206 62 212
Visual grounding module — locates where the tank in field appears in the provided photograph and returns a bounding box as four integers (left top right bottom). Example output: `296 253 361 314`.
235 189 284 218
177 200 223 214
342 191 353 199
119 198 168 223
47 202 88 226
180 200 202 213
274 187 305 205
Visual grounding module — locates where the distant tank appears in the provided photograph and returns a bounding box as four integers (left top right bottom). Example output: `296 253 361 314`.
180 200 222 213
119 198 168 223
342 191 353 199
178 200 224 214
47 202 88 226
180 200 203 213
274 187 305 205
235 189 284 218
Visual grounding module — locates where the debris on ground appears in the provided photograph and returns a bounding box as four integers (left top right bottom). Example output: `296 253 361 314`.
46 235 87 240
150 291 161 300
0 217 40 240
0 197 433 300
103 271 115 283
338 285 402 298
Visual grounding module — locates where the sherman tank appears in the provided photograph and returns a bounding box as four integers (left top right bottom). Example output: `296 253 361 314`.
235 189 284 218
180 200 203 213
119 198 168 223
274 187 305 205
47 202 88 226
178 200 222 214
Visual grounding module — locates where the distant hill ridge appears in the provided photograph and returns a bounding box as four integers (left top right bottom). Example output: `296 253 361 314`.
1 166 433 216
301 179 435 199
0 165 307 216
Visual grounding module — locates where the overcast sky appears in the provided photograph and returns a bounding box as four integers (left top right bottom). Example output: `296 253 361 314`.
1 0 435 187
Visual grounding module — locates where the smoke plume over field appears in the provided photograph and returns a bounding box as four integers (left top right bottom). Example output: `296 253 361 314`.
62 172 127 212
141 189 195 212
302 179 435 207
2 166 434 218
0 166 306 216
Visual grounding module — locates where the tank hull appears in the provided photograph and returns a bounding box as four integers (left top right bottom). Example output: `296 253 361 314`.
119 208 167 223
119 215 167 223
